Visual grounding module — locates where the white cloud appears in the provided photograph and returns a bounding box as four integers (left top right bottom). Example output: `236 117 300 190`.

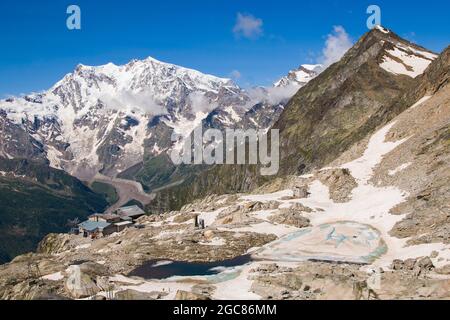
101 90 167 115
230 70 242 81
1 94 15 100
188 92 218 114
233 13 263 39
319 26 353 67
245 83 300 108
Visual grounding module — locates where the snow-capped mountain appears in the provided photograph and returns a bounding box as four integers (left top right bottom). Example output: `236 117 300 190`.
0 57 244 178
0 56 296 180
274 64 323 88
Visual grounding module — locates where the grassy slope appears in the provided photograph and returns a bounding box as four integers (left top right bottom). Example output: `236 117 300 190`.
91 181 119 205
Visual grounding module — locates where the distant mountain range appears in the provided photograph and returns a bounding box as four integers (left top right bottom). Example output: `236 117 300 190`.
274 64 323 87
0 47 319 262
0 56 317 180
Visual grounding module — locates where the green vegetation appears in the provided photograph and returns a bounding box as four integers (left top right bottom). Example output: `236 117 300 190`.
91 181 119 205
0 159 108 264
120 153 207 194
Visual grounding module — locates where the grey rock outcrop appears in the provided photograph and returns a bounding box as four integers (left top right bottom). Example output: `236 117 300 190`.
175 290 210 300
269 209 311 228
64 265 101 299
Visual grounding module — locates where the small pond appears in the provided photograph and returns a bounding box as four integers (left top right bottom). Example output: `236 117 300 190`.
128 255 252 280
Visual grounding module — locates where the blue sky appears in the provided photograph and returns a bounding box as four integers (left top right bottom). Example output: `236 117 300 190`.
0 0 449 97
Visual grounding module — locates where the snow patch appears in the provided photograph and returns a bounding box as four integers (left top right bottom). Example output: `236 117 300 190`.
75 243 92 250
409 95 432 110
388 162 412 176
46 146 63 169
41 272 64 281
375 25 390 34
289 120 450 267
341 122 408 182
199 238 226 246
380 47 434 78
110 275 193 300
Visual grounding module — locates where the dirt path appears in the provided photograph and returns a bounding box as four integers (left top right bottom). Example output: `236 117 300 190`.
92 173 155 213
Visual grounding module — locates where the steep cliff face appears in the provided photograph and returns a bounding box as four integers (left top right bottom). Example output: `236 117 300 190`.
0 110 48 163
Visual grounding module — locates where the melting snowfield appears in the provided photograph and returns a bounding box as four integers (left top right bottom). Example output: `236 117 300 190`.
255 222 386 264
379 45 437 78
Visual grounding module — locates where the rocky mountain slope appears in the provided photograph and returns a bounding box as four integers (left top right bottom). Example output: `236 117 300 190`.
147 27 440 212
275 25 438 176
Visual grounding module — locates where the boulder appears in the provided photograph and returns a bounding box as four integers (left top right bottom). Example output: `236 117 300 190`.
391 259 404 270
37 234 73 255
269 209 310 228
175 290 210 300
243 201 280 212
317 168 357 203
115 289 163 300
390 257 435 275
203 230 215 240
404 258 417 270
290 203 313 213
254 264 279 274
64 265 100 299
79 262 109 277
293 186 309 199
415 257 435 273
435 264 450 275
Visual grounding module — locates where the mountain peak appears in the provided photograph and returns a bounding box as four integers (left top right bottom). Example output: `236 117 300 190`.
274 64 323 88
373 24 391 34
65 56 234 92
366 25 437 55
339 25 439 79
